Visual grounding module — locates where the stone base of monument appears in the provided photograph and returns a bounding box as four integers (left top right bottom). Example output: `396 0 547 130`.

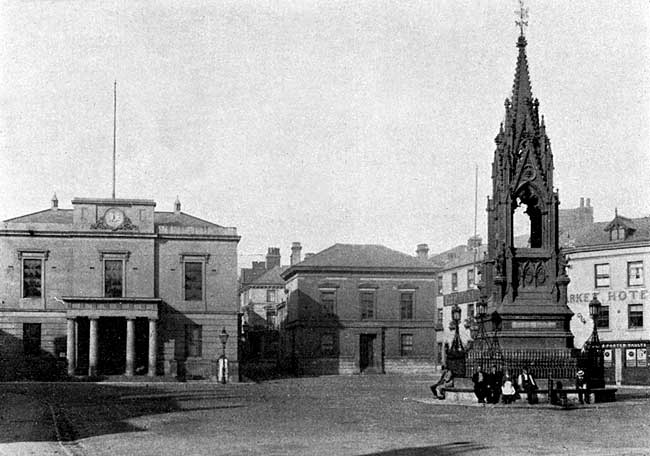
442 378 616 405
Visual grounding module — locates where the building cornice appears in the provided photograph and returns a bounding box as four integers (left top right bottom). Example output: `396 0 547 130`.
281 265 439 281
0 229 240 242
564 239 650 255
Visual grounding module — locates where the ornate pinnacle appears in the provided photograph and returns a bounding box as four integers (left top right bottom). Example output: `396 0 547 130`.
515 0 529 37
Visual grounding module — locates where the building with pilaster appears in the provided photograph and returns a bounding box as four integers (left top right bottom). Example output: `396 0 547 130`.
278 243 439 375
0 195 240 381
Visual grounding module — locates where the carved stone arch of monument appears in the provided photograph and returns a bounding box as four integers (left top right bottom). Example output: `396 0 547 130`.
511 183 544 248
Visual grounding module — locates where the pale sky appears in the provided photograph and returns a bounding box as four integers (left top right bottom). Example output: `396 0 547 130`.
1 1 649 267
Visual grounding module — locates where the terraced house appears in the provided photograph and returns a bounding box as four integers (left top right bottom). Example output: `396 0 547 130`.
0 195 240 381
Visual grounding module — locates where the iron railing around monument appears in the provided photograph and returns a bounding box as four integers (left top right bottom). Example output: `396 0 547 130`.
466 348 579 380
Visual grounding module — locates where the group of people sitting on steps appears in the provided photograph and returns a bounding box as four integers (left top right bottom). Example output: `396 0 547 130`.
431 365 541 405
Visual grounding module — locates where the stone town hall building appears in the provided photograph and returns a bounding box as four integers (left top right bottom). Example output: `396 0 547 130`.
0 195 240 381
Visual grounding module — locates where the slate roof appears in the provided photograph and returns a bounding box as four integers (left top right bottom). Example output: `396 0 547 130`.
3 208 224 230
281 244 437 280
4 208 73 224
429 244 486 270
245 265 288 288
562 216 650 249
153 211 224 229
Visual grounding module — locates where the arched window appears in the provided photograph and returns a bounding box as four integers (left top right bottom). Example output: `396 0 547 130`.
512 187 543 248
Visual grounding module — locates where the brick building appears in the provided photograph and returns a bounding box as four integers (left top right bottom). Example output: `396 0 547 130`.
0 195 240 381
239 247 288 360
278 243 439 375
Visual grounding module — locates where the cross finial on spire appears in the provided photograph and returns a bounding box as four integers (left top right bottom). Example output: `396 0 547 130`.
515 0 529 37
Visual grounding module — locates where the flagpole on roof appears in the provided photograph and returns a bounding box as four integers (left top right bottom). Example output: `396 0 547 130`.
112 80 117 199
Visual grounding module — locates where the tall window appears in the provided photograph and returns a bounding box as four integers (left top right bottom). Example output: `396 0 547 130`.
628 304 643 329
321 334 334 354
104 259 123 297
597 306 610 329
436 275 443 295
468 303 475 318
185 324 202 357
400 334 413 356
400 292 414 320
320 291 336 314
451 272 458 291
23 323 41 355
437 308 443 328
23 259 42 298
467 269 475 287
360 291 375 320
628 261 644 287
594 264 610 288
266 289 276 302
184 262 203 301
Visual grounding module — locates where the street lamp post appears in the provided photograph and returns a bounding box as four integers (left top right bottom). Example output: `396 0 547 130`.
219 327 229 384
586 295 605 388
446 304 466 377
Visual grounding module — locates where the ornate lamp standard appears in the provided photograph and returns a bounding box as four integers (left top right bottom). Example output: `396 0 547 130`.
586 295 605 388
446 304 466 377
219 327 229 384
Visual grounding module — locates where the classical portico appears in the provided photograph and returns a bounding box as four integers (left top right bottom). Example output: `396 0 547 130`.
63 297 161 377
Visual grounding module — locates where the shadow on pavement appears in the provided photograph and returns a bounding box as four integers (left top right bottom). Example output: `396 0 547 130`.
359 442 486 456
1 383 245 444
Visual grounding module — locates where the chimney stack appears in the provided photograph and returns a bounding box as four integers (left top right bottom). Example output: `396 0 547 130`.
266 247 281 270
580 197 584 208
174 196 181 214
467 235 482 249
290 242 302 265
416 244 429 260
586 198 591 208
51 193 58 210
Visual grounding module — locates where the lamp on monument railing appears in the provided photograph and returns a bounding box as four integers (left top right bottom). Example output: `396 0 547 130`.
469 316 479 341
446 304 466 377
450 304 463 352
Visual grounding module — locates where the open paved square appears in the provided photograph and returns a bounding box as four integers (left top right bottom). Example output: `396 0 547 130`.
2 376 650 456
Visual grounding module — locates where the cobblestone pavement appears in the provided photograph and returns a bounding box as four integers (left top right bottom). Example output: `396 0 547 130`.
2 376 650 456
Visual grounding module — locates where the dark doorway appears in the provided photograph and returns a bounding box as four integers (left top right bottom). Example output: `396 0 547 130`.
360 334 376 372
99 317 126 375
135 318 149 375
76 317 90 374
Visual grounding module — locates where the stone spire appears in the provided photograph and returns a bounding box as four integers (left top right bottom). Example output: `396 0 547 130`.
508 35 534 136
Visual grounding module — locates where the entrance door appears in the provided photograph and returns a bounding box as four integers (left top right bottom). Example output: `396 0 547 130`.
99 317 126 375
359 334 376 372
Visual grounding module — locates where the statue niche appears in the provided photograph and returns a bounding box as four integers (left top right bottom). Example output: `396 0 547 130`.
512 185 542 248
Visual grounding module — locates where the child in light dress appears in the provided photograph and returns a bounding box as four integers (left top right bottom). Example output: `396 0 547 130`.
501 372 516 404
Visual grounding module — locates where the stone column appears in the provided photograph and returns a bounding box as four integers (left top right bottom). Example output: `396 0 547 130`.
74 319 79 366
125 318 135 376
66 318 76 376
88 318 98 377
148 319 157 377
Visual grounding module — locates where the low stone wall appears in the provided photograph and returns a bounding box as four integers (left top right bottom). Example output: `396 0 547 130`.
384 358 436 374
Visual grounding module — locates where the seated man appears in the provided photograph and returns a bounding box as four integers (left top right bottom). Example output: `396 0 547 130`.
430 366 454 399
